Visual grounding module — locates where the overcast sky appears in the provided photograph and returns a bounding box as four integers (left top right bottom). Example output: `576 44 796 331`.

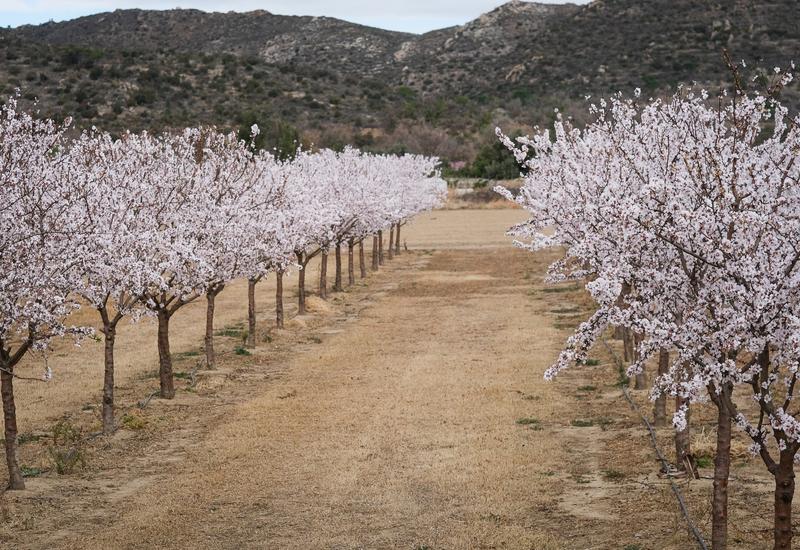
1 0 589 33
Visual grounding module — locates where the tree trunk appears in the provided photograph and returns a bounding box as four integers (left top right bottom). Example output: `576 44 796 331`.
653 349 668 427
297 251 307 315
711 389 733 550
372 235 379 271
675 396 697 477
388 225 395 260
378 230 384 265
395 223 401 255
319 249 328 299
205 285 223 369
359 240 366 278
275 270 284 329
157 309 175 399
102 322 117 434
247 277 257 348
1 366 24 490
633 333 647 390
334 242 343 292
774 450 796 550
348 238 355 286
623 328 633 363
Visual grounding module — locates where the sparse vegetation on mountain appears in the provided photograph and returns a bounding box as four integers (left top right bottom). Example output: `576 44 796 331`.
1 0 797 161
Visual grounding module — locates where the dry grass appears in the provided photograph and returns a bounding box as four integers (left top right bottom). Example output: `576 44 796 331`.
693 427 754 462
302 295 334 314
8 250 336 434
0 209 791 549
403 208 528 250
443 188 522 210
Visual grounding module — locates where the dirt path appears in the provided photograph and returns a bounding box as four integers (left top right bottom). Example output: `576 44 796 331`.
1 210 780 549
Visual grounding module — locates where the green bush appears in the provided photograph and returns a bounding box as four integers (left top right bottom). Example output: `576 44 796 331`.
128 86 156 106
47 419 85 475
458 137 522 180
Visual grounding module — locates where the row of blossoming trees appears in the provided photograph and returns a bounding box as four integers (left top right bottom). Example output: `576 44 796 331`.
0 98 446 491
499 65 800 550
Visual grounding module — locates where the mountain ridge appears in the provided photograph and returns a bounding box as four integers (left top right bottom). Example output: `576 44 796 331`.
1 0 798 163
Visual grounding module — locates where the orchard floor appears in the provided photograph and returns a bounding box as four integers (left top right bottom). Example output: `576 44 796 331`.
0 209 782 549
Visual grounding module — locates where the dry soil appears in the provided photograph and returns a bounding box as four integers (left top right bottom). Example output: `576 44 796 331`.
0 209 782 549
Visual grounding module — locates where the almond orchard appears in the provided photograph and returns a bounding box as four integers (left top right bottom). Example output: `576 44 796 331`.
0 98 445 492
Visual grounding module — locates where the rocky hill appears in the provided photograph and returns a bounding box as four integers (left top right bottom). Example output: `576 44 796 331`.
7 8 409 76
1 0 798 163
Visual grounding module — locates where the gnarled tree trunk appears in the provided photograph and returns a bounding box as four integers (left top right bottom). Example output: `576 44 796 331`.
653 349 668 426
378 230 384 265
319 249 328 299
388 225 394 260
334 242 343 291
395 223 401 255
633 333 647 390
205 284 223 369
157 308 175 399
372 235 379 271
101 320 117 434
710 385 733 550
774 449 796 550
247 277 258 348
1 363 24 490
276 270 284 329
622 328 633 363
359 240 366 278
296 251 307 315
347 238 355 286
97 303 124 435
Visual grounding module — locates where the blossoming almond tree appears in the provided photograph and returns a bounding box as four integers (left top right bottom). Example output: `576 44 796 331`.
68 130 162 434
133 128 220 399
196 130 264 362
274 150 336 315
0 99 90 488
498 67 800 549
196 131 293 356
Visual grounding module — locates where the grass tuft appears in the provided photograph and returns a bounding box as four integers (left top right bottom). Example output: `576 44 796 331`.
121 414 147 430
696 455 712 468
602 469 625 481
21 465 45 478
18 432 42 445
571 419 594 427
516 417 540 426
551 307 579 314
541 285 580 293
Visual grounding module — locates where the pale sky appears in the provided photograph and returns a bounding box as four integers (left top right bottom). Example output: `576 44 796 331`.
0 0 589 34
